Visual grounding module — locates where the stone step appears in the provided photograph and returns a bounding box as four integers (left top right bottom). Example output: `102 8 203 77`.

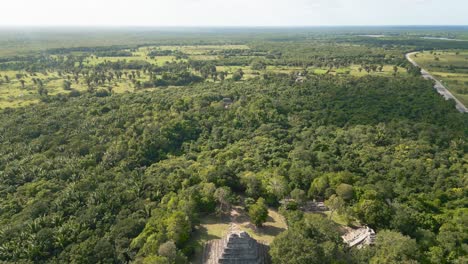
203 231 270 264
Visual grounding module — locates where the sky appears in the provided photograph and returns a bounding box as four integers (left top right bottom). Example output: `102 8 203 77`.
0 0 466 27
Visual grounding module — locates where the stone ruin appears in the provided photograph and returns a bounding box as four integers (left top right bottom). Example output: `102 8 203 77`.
280 199 328 212
203 228 271 264
342 226 376 248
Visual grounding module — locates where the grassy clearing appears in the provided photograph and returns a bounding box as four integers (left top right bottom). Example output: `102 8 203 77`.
304 211 361 234
239 209 287 245
0 69 151 109
410 50 468 105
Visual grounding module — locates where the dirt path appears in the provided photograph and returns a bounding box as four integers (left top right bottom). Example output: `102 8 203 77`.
229 207 243 233
406 52 468 113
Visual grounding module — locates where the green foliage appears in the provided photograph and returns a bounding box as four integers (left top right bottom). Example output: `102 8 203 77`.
214 187 234 215
336 183 354 201
354 199 393 229
158 241 177 261
370 230 421 264
270 214 347 264
248 198 269 227
251 60 267 71
231 69 244 81
62 80 72 90
325 194 345 219
434 208 468 262
290 188 307 205
0 36 466 263
166 211 191 246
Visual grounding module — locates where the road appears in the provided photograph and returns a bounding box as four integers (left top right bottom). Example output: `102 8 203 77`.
406 52 468 113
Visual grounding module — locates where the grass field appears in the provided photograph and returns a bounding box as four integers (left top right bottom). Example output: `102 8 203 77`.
410 50 468 106
0 70 146 108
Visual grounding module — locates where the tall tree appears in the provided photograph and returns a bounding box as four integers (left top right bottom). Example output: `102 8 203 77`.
248 197 268 227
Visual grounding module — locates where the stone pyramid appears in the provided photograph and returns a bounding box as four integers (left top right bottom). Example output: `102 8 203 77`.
203 227 270 264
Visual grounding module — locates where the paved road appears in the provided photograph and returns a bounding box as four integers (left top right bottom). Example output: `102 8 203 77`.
406 52 468 113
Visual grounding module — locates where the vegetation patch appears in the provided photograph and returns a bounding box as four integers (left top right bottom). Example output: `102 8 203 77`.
410 50 468 105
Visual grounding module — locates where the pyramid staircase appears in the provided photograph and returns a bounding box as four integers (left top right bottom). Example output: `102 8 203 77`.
203 226 270 264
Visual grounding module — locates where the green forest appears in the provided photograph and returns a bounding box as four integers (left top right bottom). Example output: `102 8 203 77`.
0 27 467 264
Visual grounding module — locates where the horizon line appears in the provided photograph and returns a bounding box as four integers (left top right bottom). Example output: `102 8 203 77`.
1 24 468 28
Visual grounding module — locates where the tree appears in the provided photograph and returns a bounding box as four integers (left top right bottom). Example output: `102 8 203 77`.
158 241 177 261
232 71 243 81
435 208 467 262
214 187 234 215
219 71 226 81
93 238 115 263
63 80 72 90
393 66 399 76
390 203 420 237
38 86 48 96
336 183 354 201
248 197 268 227
308 175 329 198
355 199 392 229
325 194 345 219
241 172 262 199
370 230 420 264
37 79 44 88
271 214 346 264
267 176 289 200
270 231 322 264
251 60 267 71
290 188 307 206
166 211 191 246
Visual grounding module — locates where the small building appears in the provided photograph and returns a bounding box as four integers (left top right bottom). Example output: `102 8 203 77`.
302 201 328 212
203 228 271 264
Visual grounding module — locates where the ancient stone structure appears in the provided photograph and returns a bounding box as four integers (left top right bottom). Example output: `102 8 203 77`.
342 226 376 248
203 228 270 264
280 199 328 212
